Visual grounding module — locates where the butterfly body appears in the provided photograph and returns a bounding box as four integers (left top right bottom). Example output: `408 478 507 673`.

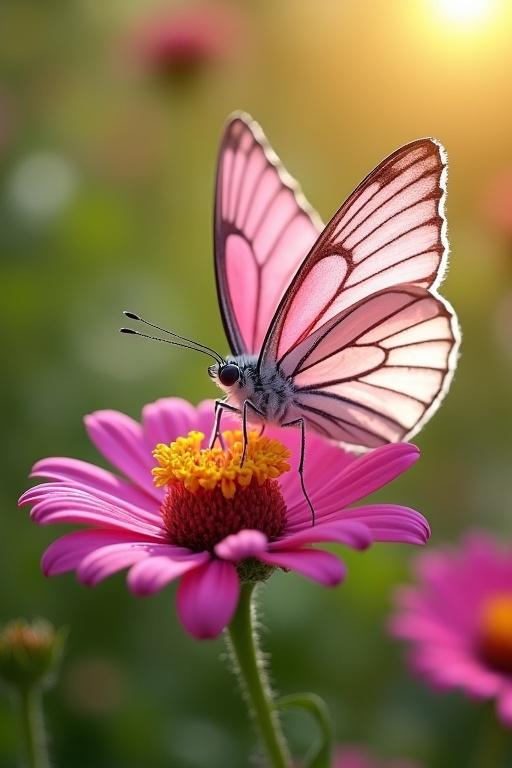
209 355 298 426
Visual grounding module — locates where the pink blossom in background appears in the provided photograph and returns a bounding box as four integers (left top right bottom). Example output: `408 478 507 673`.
480 166 512 240
391 533 512 727
129 4 243 78
20 398 428 640
336 745 420 768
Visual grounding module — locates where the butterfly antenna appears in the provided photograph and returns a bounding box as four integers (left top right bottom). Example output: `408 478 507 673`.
120 327 225 364
122 311 225 365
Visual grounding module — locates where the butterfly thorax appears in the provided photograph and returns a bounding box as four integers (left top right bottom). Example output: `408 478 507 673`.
209 354 297 425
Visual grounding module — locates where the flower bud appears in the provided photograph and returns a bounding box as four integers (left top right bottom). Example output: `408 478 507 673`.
0 618 66 692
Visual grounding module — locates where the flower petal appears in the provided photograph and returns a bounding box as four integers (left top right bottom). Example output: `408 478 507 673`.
287 443 420 523
270 425 354 507
273 520 371 551
84 410 159 498
23 483 165 537
258 548 346 586
214 530 268 561
176 560 239 639
340 504 430 545
28 457 158 512
412 648 502 698
128 552 210 595
42 529 154 576
75 541 189 586
142 398 200 452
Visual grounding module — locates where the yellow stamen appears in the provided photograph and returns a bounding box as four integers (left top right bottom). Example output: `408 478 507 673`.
152 430 291 499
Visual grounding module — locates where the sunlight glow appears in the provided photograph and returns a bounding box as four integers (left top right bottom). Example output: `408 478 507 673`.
435 0 496 25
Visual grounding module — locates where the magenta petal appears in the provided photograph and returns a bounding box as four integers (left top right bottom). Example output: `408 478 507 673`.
195 399 229 434
214 530 268 561
75 541 186 586
28 457 158 511
389 613 462 645
289 443 420 523
26 486 165 537
259 548 346 586
128 552 210 595
275 427 354 507
42 529 153 576
84 410 159 498
273 520 371 551
142 398 199 452
341 504 430 545
176 560 239 639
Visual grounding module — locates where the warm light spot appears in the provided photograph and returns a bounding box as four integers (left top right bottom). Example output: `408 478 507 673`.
434 0 496 25
478 594 512 674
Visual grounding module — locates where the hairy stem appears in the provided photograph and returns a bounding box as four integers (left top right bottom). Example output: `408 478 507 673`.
227 582 291 768
19 688 49 768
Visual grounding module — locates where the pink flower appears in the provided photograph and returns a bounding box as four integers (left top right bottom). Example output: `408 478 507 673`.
130 4 242 78
20 398 428 640
336 745 420 768
391 532 512 727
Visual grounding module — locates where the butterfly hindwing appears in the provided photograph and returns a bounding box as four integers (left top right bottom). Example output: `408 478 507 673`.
282 284 458 448
214 113 322 355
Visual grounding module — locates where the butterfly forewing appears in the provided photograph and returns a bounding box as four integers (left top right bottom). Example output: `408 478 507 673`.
214 113 322 355
260 138 449 364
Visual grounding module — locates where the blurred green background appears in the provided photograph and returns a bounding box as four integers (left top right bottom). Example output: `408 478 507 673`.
1 1 512 765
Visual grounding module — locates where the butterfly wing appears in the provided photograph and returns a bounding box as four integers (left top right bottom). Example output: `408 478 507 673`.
257 138 459 448
214 112 322 355
260 138 449 363
280 285 458 448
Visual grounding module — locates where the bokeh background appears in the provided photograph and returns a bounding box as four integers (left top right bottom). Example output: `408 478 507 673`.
1 1 512 765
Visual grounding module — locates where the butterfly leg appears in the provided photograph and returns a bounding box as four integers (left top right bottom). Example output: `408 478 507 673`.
241 399 265 467
281 417 316 526
209 399 240 450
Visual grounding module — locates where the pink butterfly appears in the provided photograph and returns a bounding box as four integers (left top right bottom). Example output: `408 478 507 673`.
123 113 460 521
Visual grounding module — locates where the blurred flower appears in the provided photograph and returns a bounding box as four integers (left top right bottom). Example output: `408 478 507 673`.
391 532 512 727
0 618 66 693
336 745 419 768
480 166 512 240
7 151 78 222
20 398 428 640
129 3 242 79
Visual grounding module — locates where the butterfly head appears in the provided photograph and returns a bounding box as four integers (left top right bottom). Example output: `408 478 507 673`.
208 361 240 389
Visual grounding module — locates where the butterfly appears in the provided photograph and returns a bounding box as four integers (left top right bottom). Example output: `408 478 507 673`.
123 112 460 522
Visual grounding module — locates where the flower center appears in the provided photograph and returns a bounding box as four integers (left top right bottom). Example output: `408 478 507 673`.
152 430 290 552
477 594 512 674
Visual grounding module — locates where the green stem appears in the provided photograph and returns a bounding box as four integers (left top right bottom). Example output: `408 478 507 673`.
227 582 291 768
19 688 49 768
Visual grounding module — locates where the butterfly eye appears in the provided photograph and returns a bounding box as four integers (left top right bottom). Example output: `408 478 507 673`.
219 364 240 386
